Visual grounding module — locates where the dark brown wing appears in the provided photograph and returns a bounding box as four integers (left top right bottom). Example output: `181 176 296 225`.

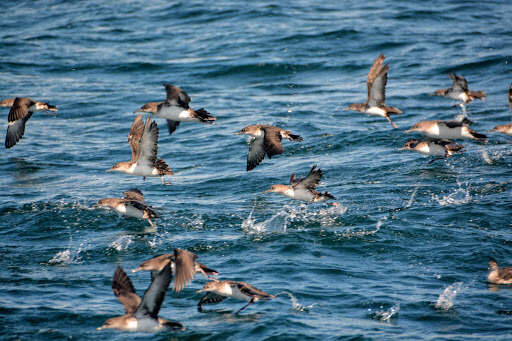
246 135 266 171
442 120 464 129
173 248 197 293
498 268 512 281
293 165 322 190
0 97 15 107
8 97 34 122
198 292 227 309
137 116 159 167
128 114 145 162
262 126 284 159
235 281 274 299
508 82 512 114
449 73 468 92
366 54 385 105
163 83 191 108
135 261 173 319
368 64 388 107
166 120 180 135
123 188 144 202
289 173 297 185
112 266 141 314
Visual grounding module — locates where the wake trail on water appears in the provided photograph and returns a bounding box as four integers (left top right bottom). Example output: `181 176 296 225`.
275 291 316 312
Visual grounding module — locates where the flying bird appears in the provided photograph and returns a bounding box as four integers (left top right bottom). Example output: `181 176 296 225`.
134 83 215 136
98 188 158 227
344 53 402 128
399 139 464 164
107 114 173 184
235 124 303 171
197 280 275 314
97 263 183 332
132 249 218 293
264 165 336 203
404 119 487 141
3 97 57 148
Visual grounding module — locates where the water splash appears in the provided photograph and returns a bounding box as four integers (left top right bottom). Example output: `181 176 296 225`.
338 216 384 238
435 282 463 310
479 146 493 165
276 291 315 312
406 186 419 208
433 181 471 206
110 235 133 251
48 250 72 265
242 208 288 233
368 303 400 322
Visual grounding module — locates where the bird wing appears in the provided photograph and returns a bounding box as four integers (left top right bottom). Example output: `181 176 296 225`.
198 292 227 307
128 114 145 162
163 83 191 108
293 166 322 190
247 135 266 171
368 64 388 107
123 188 144 202
136 116 159 167
442 120 464 129
449 74 468 92
499 268 512 281
173 248 197 293
366 54 386 105
135 261 173 319
166 120 180 135
112 266 141 315
5 98 37 148
236 282 273 299
262 126 284 158
508 82 512 114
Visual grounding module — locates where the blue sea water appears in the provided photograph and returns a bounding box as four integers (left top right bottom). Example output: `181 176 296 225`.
1 0 512 339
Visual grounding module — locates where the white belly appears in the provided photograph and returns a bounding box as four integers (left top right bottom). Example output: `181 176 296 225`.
417 144 445 156
425 125 462 139
131 164 159 177
157 106 196 122
366 106 387 117
290 188 315 202
230 286 251 301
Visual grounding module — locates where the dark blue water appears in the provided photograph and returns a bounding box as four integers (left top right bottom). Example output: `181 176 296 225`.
1 0 512 339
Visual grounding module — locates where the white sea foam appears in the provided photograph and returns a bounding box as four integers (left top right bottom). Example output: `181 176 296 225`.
110 235 133 251
435 282 463 310
276 291 315 312
433 181 471 206
369 303 400 322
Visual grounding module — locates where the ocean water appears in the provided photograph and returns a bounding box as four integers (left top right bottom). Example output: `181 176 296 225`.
1 0 512 340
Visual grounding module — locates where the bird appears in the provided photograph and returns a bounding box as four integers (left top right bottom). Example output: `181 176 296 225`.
3 97 57 148
97 263 184 332
107 114 173 185
134 83 215 136
97 188 159 227
404 119 487 141
197 280 275 314
344 53 402 129
131 248 218 293
491 82 512 136
235 125 303 171
487 259 512 285
432 73 487 104
399 139 464 164
264 165 336 203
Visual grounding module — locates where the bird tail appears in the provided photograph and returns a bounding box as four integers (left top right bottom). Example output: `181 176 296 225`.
432 88 449 97
146 206 159 219
384 106 403 115
469 129 487 140
468 90 487 101
320 192 336 201
198 262 218 276
283 131 303 142
193 108 216 124
446 144 465 156
156 158 174 175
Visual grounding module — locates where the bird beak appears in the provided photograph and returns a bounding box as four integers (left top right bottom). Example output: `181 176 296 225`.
263 188 272 193
404 128 414 134
398 146 407 151
343 107 351 111
133 108 143 113
196 288 206 293
106 168 113 173
96 326 105 331
131 268 141 273
234 131 243 135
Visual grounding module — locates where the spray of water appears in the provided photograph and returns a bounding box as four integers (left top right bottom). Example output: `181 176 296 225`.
369 303 400 322
276 291 315 312
435 282 463 310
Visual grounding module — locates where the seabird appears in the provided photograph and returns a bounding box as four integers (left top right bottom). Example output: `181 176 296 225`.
344 53 402 129
235 124 303 171
98 188 158 227
264 165 336 203
97 263 184 332
488 259 512 285
131 248 218 293
432 73 487 104
107 114 173 184
399 139 464 164
491 82 512 136
404 119 487 141
134 83 215 136
197 280 275 313
3 97 57 148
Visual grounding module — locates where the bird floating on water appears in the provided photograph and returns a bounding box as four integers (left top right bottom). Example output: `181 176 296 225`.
235 124 303 171
197 280 275 314
488 259 512 285
134 83 215 136
399 139 464 164
98 188 158 227
264 165 336 203
107 114 173 184
97 263 184 332
491 82 512 136
344 53 402 129
2 97 57 149
404 119 487 142
132 249 218 293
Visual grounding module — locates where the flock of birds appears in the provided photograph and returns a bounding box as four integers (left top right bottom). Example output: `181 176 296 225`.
3 52 512 332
